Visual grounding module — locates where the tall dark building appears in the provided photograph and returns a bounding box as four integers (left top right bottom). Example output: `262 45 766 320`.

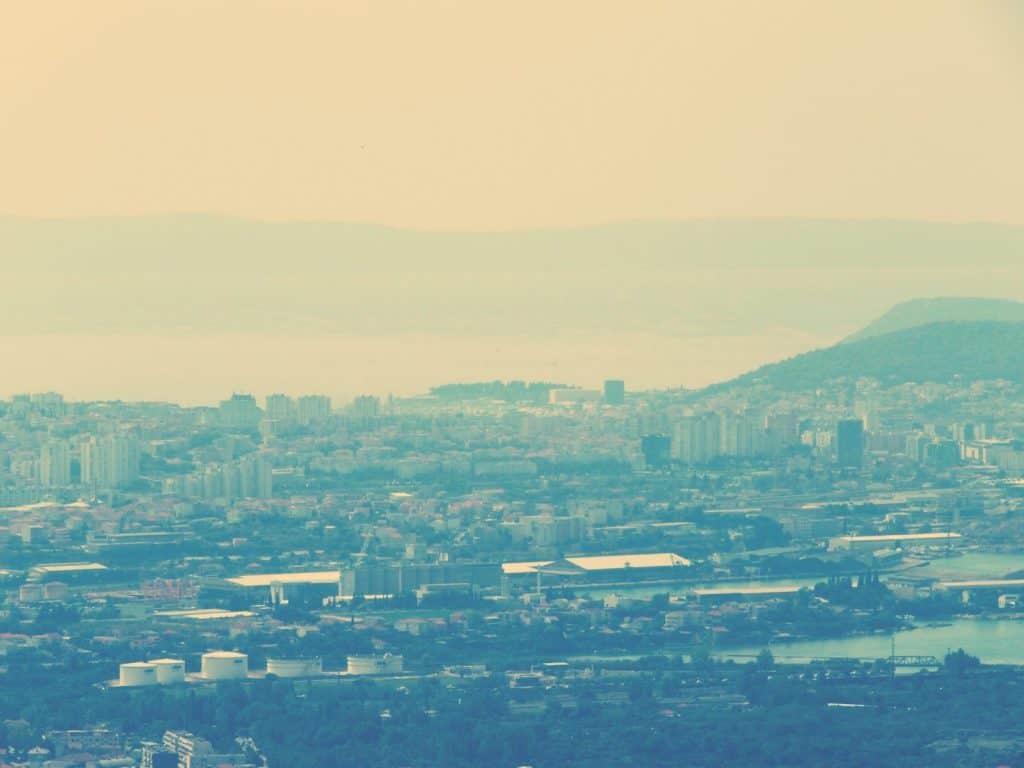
836 418 865 468
641 434 672 469
603 379 625 405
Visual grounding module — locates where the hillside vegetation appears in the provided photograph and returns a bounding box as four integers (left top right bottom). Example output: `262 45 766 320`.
844 297 1024 343
716 321 1024 392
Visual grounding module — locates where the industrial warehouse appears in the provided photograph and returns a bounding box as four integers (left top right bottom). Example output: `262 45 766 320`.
828 532 962 553
199 551 698 607
502 552 693 589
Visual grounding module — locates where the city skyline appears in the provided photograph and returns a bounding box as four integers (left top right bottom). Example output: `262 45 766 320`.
2 4 1022 766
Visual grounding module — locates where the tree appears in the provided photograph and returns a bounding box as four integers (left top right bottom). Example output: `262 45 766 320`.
756 648 775 670
944 648 980 676
691 646 715 672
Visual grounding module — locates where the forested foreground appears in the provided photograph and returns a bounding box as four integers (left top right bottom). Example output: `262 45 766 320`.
4 654 1024 767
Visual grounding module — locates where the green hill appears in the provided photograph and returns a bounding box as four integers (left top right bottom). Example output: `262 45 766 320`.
716 321 1024 392
844 297 1024 343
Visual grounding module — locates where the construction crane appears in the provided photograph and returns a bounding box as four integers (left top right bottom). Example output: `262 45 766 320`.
353 524 378 563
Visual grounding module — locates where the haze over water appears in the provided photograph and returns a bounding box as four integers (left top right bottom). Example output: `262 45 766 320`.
4 215 1023 404
4 2 1023 402
0 329 832 405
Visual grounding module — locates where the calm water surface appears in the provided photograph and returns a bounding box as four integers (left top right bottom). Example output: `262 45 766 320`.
578 552 1024 665
725 619 1024 666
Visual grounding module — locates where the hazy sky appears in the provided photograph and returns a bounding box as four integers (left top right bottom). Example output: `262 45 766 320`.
2 1 1021 229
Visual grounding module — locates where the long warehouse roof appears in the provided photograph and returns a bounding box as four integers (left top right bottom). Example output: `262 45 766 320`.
503 552 691 575
937 579 1024 589
31 562 108 573
835 533 961 543
692 585 803 597
226 571 339 587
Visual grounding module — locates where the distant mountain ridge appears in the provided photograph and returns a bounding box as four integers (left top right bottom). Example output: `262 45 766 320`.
844 297 1024 343
0 216 1022 338
711 321 1024 393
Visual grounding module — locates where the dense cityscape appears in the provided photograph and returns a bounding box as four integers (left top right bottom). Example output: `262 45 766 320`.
4 2 1021 765
6 327 1024 766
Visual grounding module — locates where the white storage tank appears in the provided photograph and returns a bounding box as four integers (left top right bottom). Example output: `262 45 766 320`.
149 658 186 684
346 654 403 676
266 658 323 678
119 662 158 687
18 583 43 603
43 581 70 601
201 651 249 680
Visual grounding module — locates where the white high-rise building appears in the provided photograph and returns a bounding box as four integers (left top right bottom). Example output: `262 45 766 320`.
351 395 380 420
80 439 102 487
221 462 239 501
202 466 221 499
673 412 721 465
176 451 273 502
720 411 767 458
30 392 65 417
39 440 72 487
265 393 295 421
238 452 273 499
296 395 331 425
80 436 140 489
218 394 262 430
255 453 273 499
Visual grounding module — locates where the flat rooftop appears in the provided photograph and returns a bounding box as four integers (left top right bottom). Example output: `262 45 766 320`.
570 553 692 571
503 553 691 575
692 586 804 597
154 609 256 620
30 562 108 574
0 501 61 513
503 560 553 575
835 533 962 543
226 571 339 588
936 579 1024 589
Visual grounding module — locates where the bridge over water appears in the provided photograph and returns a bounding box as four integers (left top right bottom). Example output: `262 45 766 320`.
728 653 940 667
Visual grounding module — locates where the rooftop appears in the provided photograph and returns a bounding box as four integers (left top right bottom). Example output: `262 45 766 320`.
154 609 256 620
692 585 804 597
835 533 961 543
936 579 1024 589
226 571 339 588
30 562 108 574
502 560 554 575
503 552 691 575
